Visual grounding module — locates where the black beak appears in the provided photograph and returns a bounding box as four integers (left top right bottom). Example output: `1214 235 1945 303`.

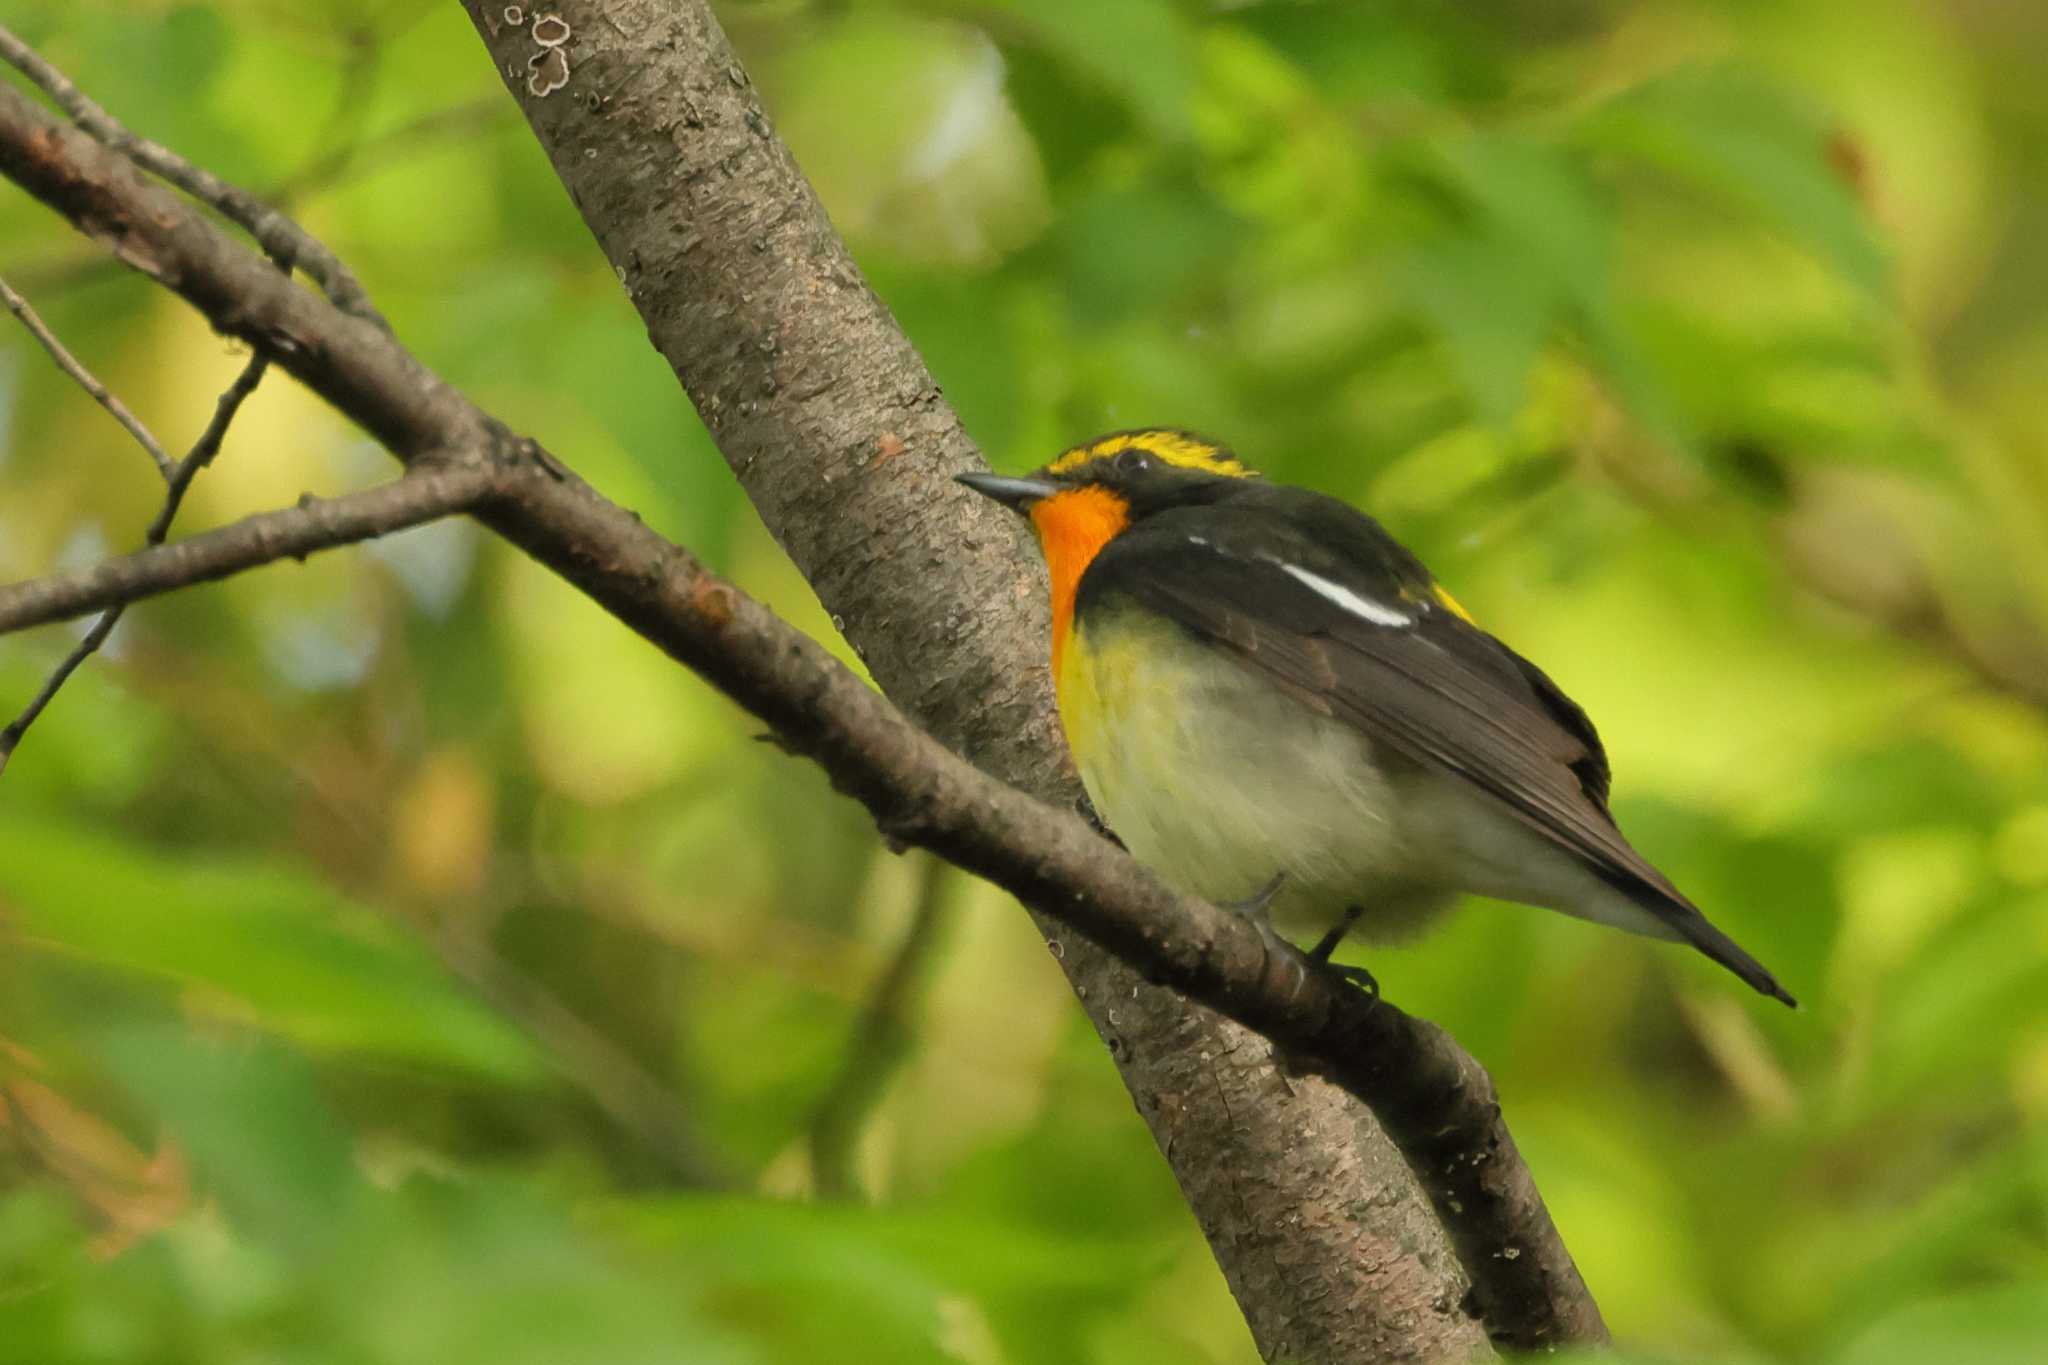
956 471 1060 512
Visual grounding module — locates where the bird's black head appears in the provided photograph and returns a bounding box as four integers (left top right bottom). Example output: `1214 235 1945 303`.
955 429 1257 522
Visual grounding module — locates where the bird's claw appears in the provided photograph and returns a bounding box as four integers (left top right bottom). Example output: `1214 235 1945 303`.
1328 962 1380 999
1307 906 1378 1001
1238 893 1380 1007
1306 904 1363 965
1246 904 1311 1004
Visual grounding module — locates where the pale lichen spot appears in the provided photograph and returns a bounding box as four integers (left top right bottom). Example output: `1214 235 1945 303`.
526 44 570 96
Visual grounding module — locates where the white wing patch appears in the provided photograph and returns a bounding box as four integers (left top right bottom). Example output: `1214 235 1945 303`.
1273 561 1414 628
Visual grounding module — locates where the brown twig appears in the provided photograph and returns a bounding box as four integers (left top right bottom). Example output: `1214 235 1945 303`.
155 350 272 532
0 273 171 477
0 347 270 774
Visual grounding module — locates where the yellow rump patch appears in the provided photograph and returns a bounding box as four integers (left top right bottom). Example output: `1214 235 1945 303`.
1047 430 1254 479
1431 583 1476 625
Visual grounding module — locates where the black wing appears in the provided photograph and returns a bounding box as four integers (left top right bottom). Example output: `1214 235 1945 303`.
1082 497 1792 1004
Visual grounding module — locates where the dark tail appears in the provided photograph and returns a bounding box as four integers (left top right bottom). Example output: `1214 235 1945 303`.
1658 894 1797 1007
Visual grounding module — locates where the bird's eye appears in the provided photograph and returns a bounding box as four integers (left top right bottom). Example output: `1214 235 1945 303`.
1114 449 1151 476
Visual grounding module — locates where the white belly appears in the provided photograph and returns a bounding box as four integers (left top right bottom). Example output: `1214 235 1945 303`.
1058 608 1680 947
1060 610 1457 942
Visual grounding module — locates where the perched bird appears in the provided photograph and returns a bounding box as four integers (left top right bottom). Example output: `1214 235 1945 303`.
959 429 1795 1006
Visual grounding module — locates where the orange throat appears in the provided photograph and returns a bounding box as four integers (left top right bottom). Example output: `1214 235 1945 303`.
1029 486 1131 688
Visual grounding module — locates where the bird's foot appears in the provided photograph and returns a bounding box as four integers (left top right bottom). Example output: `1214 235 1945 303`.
1307 906 1378 1000
1305 904 1362 964
1227 875 1310 1001
1258 904 1378 1081
1239 893 1381 1006
1326 962 1380 999
1245 902 1312 1004
1076 796 1125 849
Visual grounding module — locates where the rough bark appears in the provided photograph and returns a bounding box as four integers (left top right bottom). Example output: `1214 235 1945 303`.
0 26 1607 1356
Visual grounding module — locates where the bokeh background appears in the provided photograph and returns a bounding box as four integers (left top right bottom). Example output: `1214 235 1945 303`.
3 1 2047 1361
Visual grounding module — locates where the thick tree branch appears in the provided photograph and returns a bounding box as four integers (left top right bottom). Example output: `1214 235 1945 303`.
0 33 1602 1357
0 465 504 634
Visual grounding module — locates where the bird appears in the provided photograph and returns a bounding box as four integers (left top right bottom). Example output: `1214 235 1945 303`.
958 428 1795 1006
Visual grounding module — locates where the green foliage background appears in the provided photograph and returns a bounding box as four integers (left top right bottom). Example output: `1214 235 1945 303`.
3 1 2047 1360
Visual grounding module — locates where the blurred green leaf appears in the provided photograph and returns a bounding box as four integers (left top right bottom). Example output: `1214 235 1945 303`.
761 16 1051 268
1401 229 1554 425
965 0 1194 140
1580 65 1889 300
100 1027 355 1257
1044 180 1242 328
327 1179 756 1365
613 1193 1171 1365
1802 741 2008 837
0 815 541 1081
1832 1282 2048 1365
1864 892 2048 1107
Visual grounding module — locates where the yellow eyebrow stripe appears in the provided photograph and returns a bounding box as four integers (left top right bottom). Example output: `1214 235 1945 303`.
1047 430 1254 478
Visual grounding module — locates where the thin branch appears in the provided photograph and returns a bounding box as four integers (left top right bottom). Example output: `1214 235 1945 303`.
0 273 171 477
0 38 1602 1352
0 21 383 326
156 350 271 529
0 347 270 773
808 854 954 1200
0 464 505 635
0 105 488 465
0 595 115 776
